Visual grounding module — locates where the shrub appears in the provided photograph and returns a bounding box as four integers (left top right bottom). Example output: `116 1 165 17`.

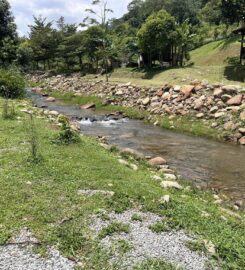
0 68 25 98
52 116 81 145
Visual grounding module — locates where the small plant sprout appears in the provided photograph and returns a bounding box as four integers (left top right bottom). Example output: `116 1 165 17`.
1 85 16 120
23 110 41 163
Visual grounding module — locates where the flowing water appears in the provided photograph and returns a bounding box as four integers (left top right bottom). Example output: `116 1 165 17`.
30 91 245 202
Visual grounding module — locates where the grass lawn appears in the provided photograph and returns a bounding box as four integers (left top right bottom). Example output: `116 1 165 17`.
81 37 245 88
83 65 245 88
0 98 244 269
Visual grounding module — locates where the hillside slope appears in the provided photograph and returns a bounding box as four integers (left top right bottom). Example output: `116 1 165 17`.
190 37 241 66
84 37 245 87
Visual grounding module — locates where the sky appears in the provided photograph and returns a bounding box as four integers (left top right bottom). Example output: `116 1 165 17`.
8 0 132 36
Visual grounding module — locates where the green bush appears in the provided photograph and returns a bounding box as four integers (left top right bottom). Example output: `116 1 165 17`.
52 116 81 145
0 68 25 98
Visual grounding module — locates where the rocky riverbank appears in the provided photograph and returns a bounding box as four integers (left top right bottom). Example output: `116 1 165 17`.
28 73 245 145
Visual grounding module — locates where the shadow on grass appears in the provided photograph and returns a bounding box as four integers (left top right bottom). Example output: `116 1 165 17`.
224 65 245 83
221 35 240 50
131 66 186 80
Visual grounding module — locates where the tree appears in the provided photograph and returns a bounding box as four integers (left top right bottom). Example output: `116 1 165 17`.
123 0 145 28
29 16 59 70
221 0 245 24
112 22 138 65
175 21 196 66
0 37 17 65
83 0 114 81
0 0 17 42
56 16 77 37
57 32 85 71
0 0 17 64
16 40 33 69
83 26 104 67
137 10 177 67
200 0 223 25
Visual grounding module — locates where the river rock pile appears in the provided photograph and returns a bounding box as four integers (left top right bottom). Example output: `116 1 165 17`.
29 74 245 145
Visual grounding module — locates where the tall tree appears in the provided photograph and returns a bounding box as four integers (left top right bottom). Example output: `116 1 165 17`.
0 0 17 64
29 16 59 70
137 9 177 67
221 0 245 24
200 0 223 25
83 0 114 81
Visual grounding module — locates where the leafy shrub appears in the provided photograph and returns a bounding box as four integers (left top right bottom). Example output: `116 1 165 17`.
0 68 25 98
52 116 81 145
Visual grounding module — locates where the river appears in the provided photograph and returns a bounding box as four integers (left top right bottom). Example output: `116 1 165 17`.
30 91 245 202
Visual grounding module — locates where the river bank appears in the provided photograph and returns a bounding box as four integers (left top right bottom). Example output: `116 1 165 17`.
29 89 245 204
28 73 245 145
0 97 244 270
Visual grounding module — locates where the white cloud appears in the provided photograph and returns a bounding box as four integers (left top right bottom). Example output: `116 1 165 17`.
8 0 132 36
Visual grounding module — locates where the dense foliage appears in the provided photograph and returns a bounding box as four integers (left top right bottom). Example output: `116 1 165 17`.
0 0 17 65
0 68 25 98
0 0 244 73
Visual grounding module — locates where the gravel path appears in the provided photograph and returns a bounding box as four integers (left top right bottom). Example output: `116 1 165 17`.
0 228 75 270
90 210 209 270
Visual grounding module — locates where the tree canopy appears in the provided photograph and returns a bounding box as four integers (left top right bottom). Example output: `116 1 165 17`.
0 0 243 71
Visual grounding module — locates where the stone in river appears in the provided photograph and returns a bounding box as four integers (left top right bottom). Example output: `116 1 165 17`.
46 97 56 102
239 136 245 145
148 157 167 166
80 103 96 110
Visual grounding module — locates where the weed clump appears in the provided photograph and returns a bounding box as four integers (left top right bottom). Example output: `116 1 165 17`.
98 222 130 239
25 111 42 163
52 116 81 145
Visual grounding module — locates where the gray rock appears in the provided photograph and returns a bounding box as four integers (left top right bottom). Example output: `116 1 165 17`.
160 181 182 189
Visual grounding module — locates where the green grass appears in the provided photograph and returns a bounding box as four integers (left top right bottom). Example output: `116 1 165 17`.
98 222 130 239
0 98 244 269
190 37 241 66
81 37 245 87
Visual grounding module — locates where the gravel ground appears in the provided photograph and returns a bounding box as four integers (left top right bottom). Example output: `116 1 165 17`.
0 228 75 270
90 210 209 270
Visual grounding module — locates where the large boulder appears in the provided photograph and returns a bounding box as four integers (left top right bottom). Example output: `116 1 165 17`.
221 85 240 94
210 106 219 114
46 97 56 102
239 136 245 145
142 97 150 106
180 85 195 99
148 157 167 166
194 98 204 110
240 111 245 121
214 112 225 118
226 95 243 106
223 121 236 131
80 103 96 109
160 181 182 190
239 128 245 134
213 88 223 98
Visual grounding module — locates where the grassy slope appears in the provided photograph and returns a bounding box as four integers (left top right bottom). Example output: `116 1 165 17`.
0 98 244 269
84 37 245 87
